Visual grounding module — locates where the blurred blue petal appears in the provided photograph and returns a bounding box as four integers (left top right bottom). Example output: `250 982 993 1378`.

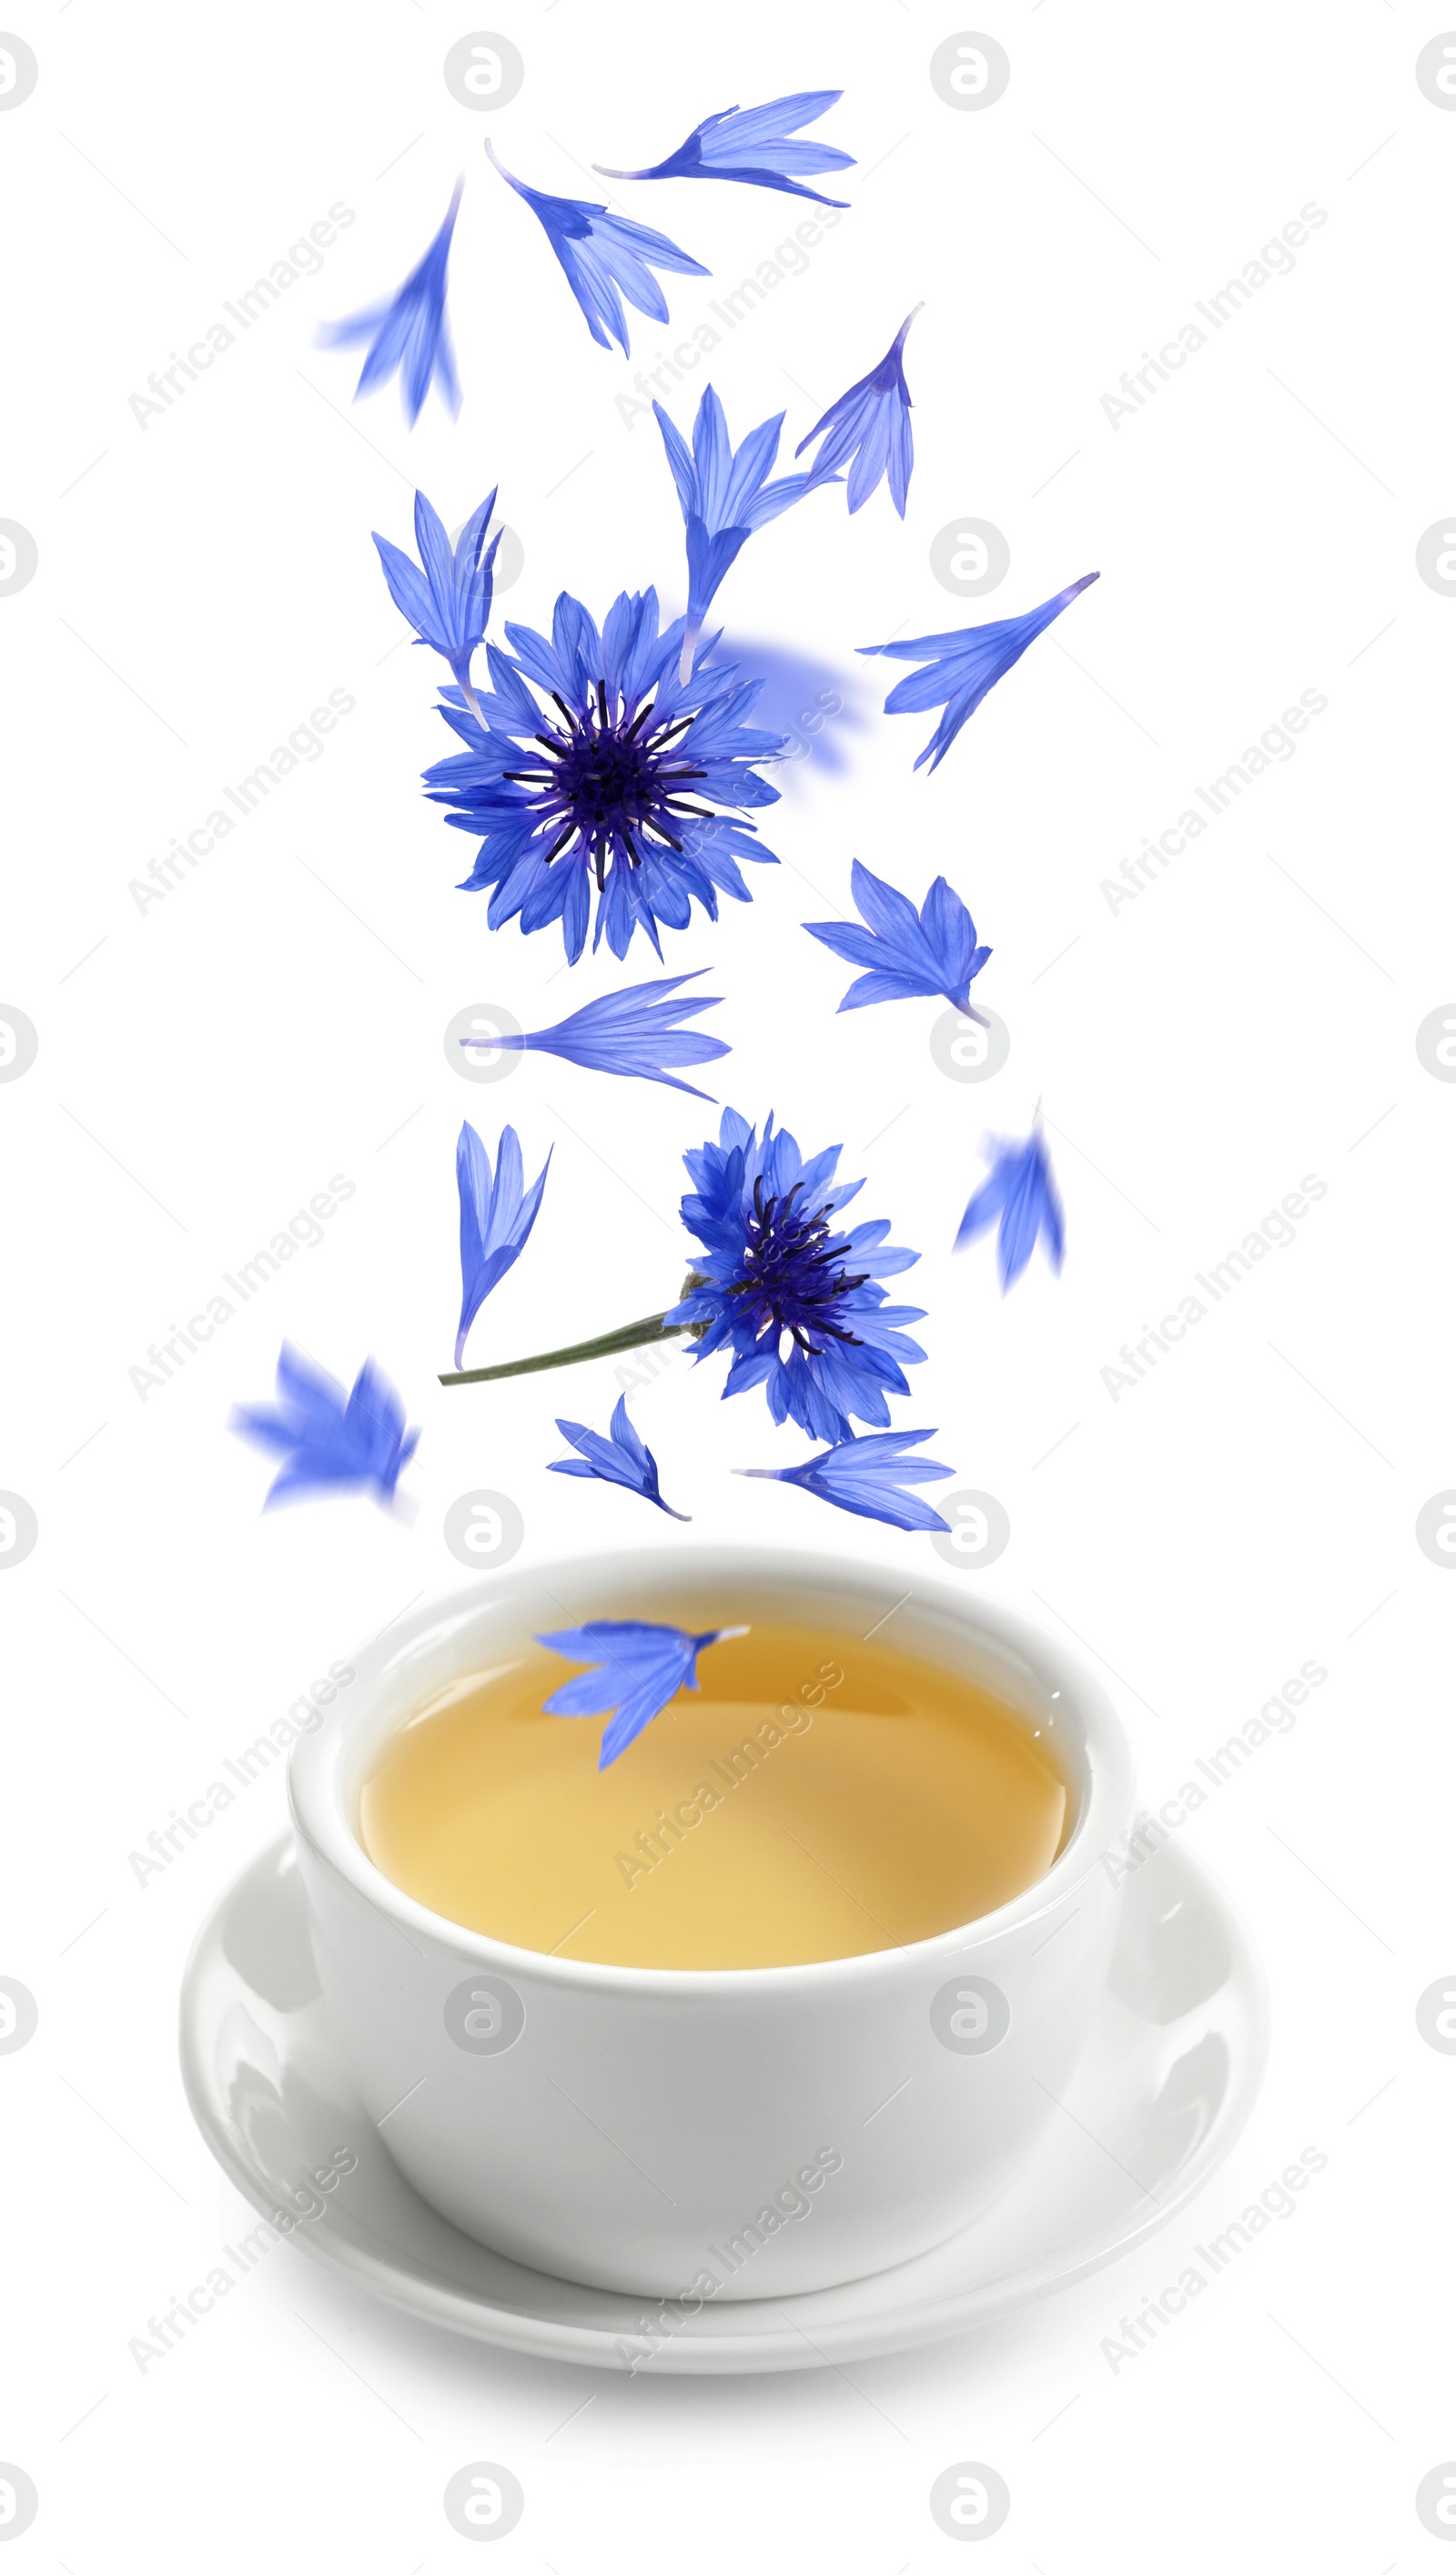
737 1426 953 1532
667 1108 925 1445
804 859 991 1015
487 143 707 356
230 1346 419 1508
697 636 865 782
482 969 729 1097
551 1394 689 1520
373 487 500 700
861 573 1100 771
597 90 853 206
456 1121 551 1369
796 309 920 515
955 1130 1065 1289
654 385 826 676
318 184 462 426
538 1618 743 1766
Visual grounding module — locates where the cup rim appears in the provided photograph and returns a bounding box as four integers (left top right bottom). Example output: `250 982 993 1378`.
288 1545 1136 1993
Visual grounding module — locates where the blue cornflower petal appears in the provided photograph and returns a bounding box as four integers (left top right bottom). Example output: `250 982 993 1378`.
796 308 921 516
736 1426 953 1532
550 1394 689 1520
230 1346 419 1508
955 1130 1065 1289
424 590 785 963
596 90 854 206
481 969 729 1097
862 573 1100 771
373 486 501 705
318 185 463 426
654 385 826 677
537 1618 744 1767
666 1108 925 1443
804 859 992 1016
486 143 707 357
456 1121 551 1369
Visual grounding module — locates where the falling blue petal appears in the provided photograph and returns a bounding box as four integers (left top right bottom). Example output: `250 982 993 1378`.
550 1395 689 1520
538 1618 744 1767
703 635 866 780
655 384 826 678
424 588 784 964
797 308 920 516
861 573 1100 771
456 1121 551 1370
804 859 991 1016
955 1130 1065 1290
666 1108 926 1445
373 488 500 704
597 90 853 206
737 1427 953 1532
480 970 729 1097
318 184 463 426
230 1346 419 1508
486 142 707 357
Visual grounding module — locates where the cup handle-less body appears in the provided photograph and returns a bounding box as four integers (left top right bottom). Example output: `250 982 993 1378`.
289 1548 1136 2299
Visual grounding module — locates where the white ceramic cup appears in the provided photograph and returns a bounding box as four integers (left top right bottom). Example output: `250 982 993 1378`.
289 1546 1135 2300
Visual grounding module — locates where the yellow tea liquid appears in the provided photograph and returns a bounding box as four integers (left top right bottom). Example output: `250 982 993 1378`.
358 1621 1069 1970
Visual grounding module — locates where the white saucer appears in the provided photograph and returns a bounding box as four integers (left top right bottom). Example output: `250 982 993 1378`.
180 1832 1268 2375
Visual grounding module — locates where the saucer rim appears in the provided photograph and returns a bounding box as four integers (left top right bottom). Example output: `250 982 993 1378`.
180 1830 1269 2375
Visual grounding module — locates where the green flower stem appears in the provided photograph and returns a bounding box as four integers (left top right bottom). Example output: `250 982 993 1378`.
439 1312 685 1389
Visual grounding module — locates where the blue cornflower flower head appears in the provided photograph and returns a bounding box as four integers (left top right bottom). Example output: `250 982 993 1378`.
317 183 463 426
485 141 707 357
550 1394 689 1521
804 859 991 1018
654 384 824 681
539 1619 746 1768
373 488 500 718
230 1346 419 1509
480 969 729 1098
862 572 1100 772
666 1109 926 1444
423 587 785 964
955 1128 1065 1290
456 1120 551 1370
796 307 921 516
736 1427 953 1534
595 89 854 207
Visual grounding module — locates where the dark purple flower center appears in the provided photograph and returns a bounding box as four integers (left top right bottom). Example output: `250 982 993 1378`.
502 684 713 889
727 1179 866 1354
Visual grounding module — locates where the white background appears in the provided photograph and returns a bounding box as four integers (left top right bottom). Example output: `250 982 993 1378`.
2 0 1451 2563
